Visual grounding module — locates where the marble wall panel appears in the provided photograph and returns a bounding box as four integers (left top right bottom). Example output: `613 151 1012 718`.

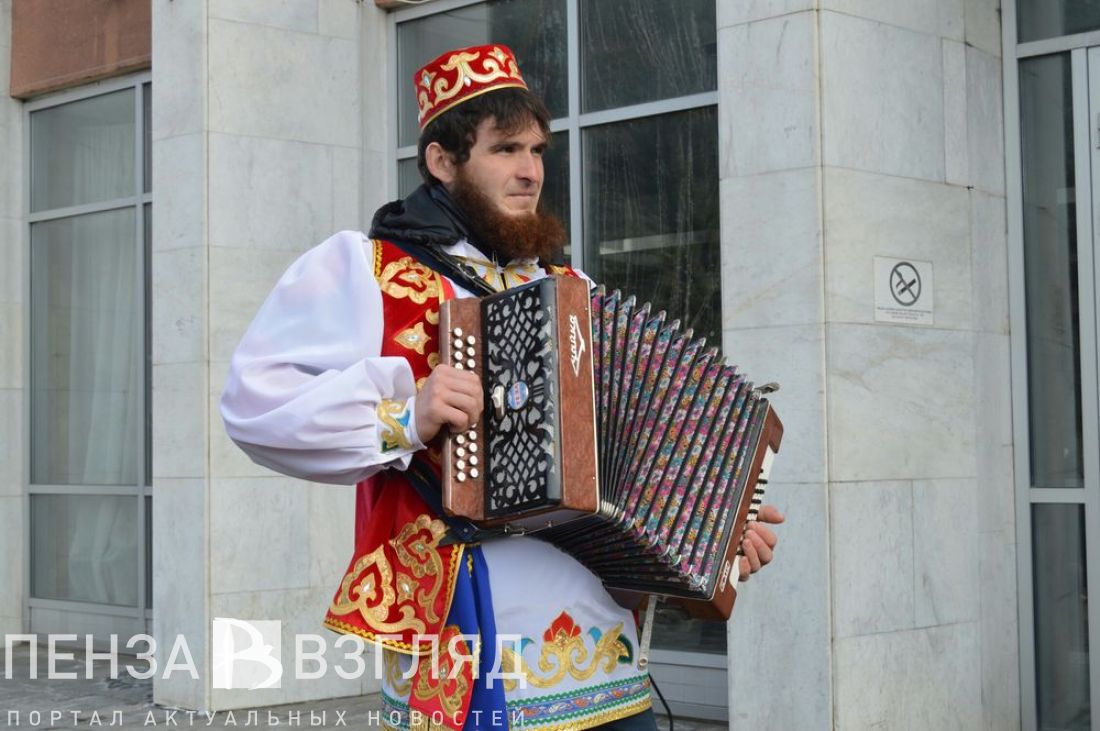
0 303 22 388
979 528 1020 731
970 191 1009 334
823 167 971 329
153 362 208 480
965 0 1002 58
821 0 963 39
722 324 826 484
207 245 302 365
332 146 363 233
0 389 23 496
208 20 358 147
151 0 206 141
152 133 205 253
826 325 976 483
719 0 815 28
967 45 1005 196
833 622 981 730
209 0 318 33
208 134 335 253
719 13 818 178
209 587 371 709
943 39 969 186
720 168 823 329
912 478 980 626
0 218 25 302
153 477 209 712
974 332 1014 536
308 484 355 588
210 476 311 594
728 481 830 730
831 480 915 638
821 13 945 182
0 495 24 621
153 246 206 366
319 0 359 40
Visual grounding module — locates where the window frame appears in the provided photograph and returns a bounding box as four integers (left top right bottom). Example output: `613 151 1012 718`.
387 0 717 273
387 0 727 719
22 72 153 633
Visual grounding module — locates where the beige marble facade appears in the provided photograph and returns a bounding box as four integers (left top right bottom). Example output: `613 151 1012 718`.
0 0 26 641
721 1 1015 729
151 0 387 711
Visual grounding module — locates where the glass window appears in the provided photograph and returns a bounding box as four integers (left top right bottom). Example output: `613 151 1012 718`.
31 494 139 606
30 88 136 212
580 0 716 112
582 107 721 343
1033 504 1091 730
28 81 151 617
1018 0 1100 43
396 0 566 148
30 209 142 486
395 1 720 657
1019 53 1082 489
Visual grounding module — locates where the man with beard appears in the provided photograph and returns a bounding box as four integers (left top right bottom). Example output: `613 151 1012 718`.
220 45 781 731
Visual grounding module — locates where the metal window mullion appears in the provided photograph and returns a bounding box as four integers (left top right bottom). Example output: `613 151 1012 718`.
1002 0 1038 724
1083 46 1100 731
1029 488 1091 504
27 597 144 620
390 0 485 23
1018 30 1100 60
389 14 400 200
27 484 142 496
22 71 151 114
134 79 148 619
566 0 582 268
576 91 719 129
27 196 147 224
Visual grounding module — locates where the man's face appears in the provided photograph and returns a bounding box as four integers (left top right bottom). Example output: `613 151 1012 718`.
454 116 547 216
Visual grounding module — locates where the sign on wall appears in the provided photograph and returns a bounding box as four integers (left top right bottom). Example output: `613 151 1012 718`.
874 256 934 325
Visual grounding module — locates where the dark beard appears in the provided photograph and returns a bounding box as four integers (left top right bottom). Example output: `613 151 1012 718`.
450 173 566 263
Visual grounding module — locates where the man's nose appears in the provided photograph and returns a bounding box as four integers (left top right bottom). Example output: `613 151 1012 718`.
516 153 542 184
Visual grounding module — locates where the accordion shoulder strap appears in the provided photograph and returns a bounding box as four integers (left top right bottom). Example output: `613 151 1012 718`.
383 237 498 296
405 457 492 544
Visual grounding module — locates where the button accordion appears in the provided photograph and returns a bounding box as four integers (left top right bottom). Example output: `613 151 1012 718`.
439 275 783 620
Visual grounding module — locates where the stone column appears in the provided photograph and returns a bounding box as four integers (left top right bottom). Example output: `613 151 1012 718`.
0 0 27 641
720 1 1015 728
151 0 389 711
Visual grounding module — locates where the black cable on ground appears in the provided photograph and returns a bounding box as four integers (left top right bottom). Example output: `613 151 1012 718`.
649 674 674 731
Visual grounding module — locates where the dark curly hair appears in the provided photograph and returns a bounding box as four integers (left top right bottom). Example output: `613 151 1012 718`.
417 87 552 185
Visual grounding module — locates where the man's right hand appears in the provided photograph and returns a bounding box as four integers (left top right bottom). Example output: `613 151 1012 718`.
414 365 484 443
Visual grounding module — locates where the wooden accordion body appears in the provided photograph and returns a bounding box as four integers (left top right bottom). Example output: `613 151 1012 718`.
439 276 783 621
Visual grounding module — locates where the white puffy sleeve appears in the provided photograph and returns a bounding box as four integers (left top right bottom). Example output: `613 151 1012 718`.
219 231 426 485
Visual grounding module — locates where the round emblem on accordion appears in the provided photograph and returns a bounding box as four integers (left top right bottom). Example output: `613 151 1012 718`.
506 381 529 410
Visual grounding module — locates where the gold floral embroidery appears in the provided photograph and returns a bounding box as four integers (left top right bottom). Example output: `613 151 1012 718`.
428 353 441 369
416 377 428 391
379 256 439 304
412 626 471 717
394 322 431 355
499 613 631 690
378 399 413 452
425 309 440 325
383 649 413 696
328 516 450 637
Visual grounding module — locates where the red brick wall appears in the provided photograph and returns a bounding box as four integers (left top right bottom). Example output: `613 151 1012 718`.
10 0 151 99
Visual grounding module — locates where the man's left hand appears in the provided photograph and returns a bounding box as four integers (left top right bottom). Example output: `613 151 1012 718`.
738 504 784 582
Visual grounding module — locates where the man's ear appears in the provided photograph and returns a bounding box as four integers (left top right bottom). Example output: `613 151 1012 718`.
425 142 457 186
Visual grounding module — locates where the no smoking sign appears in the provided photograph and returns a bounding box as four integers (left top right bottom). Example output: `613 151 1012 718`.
874 256 934 325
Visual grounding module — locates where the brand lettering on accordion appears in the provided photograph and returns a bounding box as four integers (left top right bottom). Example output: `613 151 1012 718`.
568 313 585 377
718 559 732 594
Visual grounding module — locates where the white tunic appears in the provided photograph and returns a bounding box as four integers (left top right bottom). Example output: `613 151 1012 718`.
220 231 651 730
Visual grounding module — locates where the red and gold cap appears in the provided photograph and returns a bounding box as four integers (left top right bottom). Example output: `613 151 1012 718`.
414 44 529 130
